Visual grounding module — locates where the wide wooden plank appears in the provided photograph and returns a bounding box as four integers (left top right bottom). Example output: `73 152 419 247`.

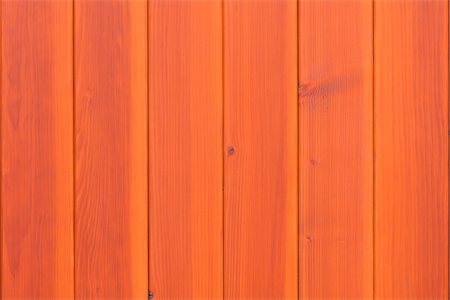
148 1 223 298
298 2 373 299
224 1 298 298
374 1 448 298
1 1 73 298
75 1 147 298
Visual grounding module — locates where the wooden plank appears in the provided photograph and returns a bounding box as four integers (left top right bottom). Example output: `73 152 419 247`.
223 1 298 298
148 1 223 298
75 1 147 298
1 1 73 298
374 1 448 298
299 2 373 298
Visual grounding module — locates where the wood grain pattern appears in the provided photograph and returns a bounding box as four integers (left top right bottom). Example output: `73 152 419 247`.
374 1 449 298
148 1 223 298
1 1 73 298
224 1 298 298
75 1 147 298
299 2 373 298
0 1 449 298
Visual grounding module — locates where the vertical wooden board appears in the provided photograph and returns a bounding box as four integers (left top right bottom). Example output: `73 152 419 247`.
149 1 223 298
375 1 449 298
224 1 298 298
1 1 73 298
75 1 147 298
299 2 373 298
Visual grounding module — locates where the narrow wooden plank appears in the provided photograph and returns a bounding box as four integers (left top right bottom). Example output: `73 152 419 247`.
149 1 223 298
75 1 147 298
299 2 373 298
224 1 298 298
374 1 448 298
1 1 73 297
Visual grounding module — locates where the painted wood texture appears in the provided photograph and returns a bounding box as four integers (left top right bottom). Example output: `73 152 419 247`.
75 1 147 298
0 1 448 299
374 1 449 298
148 1 223 298
1 1 74 298
224 1 298 298
299 2 373 298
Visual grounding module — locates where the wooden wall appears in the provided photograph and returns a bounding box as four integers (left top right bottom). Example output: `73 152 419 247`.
0 0 448 298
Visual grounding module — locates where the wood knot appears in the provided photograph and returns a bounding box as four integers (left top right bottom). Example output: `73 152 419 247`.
227 146 235 156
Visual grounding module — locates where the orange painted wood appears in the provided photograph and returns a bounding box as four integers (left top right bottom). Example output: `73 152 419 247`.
1 1 74 298
75 1 147 298
148 1 223 298
224 1 298 298
298 2 373 299
374 1 449 298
